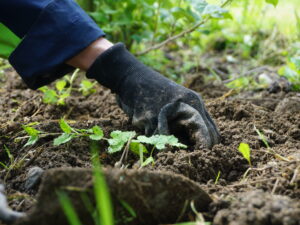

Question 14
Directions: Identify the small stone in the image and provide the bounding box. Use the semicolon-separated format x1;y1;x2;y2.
24;167;44;190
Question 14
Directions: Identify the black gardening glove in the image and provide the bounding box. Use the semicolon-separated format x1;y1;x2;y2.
87;43;220;148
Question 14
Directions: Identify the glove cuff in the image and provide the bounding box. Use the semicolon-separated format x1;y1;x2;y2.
86;42;136;93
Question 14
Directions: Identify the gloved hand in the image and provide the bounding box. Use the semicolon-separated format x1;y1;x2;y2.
87;43;220;148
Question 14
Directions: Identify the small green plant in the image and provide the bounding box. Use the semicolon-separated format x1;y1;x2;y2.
20;119;187;170
39;69;79;105
254;126;270;149
22;122;40;147
0;145;14;170
254;126;290;162
53;119;187;166
214;170;221;184
54;119;104;146
238;142;251;166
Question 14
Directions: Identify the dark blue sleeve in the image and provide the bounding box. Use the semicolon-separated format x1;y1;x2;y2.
0;0;105;89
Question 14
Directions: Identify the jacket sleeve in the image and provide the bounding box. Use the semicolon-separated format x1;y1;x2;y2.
0;0;105;89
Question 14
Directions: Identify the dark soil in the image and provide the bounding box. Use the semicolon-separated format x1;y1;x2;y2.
0;67;300;225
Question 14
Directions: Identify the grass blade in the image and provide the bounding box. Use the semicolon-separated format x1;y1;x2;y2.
90;141;114;225
57;191;83;225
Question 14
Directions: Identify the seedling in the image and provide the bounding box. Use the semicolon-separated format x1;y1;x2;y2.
254;126;270;149
254;126;289;162
214;170;221;184
54;119;104;146
20;119;187;170
22;123;40;147
238;142;251;166
39;69;80;105
0;145;14;170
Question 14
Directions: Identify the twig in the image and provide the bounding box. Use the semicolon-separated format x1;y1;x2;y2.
136;0;232;56
290;165;300;185
271;178;279;195
222;66;268;84
136;19;208;56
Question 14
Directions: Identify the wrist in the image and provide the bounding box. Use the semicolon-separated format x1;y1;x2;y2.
66;37;113;70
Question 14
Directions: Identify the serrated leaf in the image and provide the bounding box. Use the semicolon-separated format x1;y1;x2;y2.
108;131;136;153
129;142;148;155
54;133;74;146
266;0;278;7
59;119;72;134
137;135;187;150
238;143;251;166
56;80;67;92
24;135;39;147
141;156;154;167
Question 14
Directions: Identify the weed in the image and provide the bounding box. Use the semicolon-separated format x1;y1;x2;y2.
254;126;289;162
20;119;186;169
39;69;80;105
54;119;103;146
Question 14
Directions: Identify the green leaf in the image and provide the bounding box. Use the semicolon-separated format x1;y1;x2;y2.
59;119;72;134
22;125;39;136
137;135;187;150
40;88;58;104
187;0;207;14
24;135;39;147
79;80;96;96
0;162;8;169
141;156;154;167
129;142;148;155
108;131;136;153
89;126;104;141
254;126;270;149
57;92;70;105
266;0;279;7
90;141;114;225
54;133;74;146
57;191;83;225
238;143;251;166
202;5;229;19
56;80;67;92
0;24;20;59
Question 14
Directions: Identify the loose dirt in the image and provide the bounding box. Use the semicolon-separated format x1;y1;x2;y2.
0;67;299;225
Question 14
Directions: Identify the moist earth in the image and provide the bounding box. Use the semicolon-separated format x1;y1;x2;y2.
0;68;299;225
